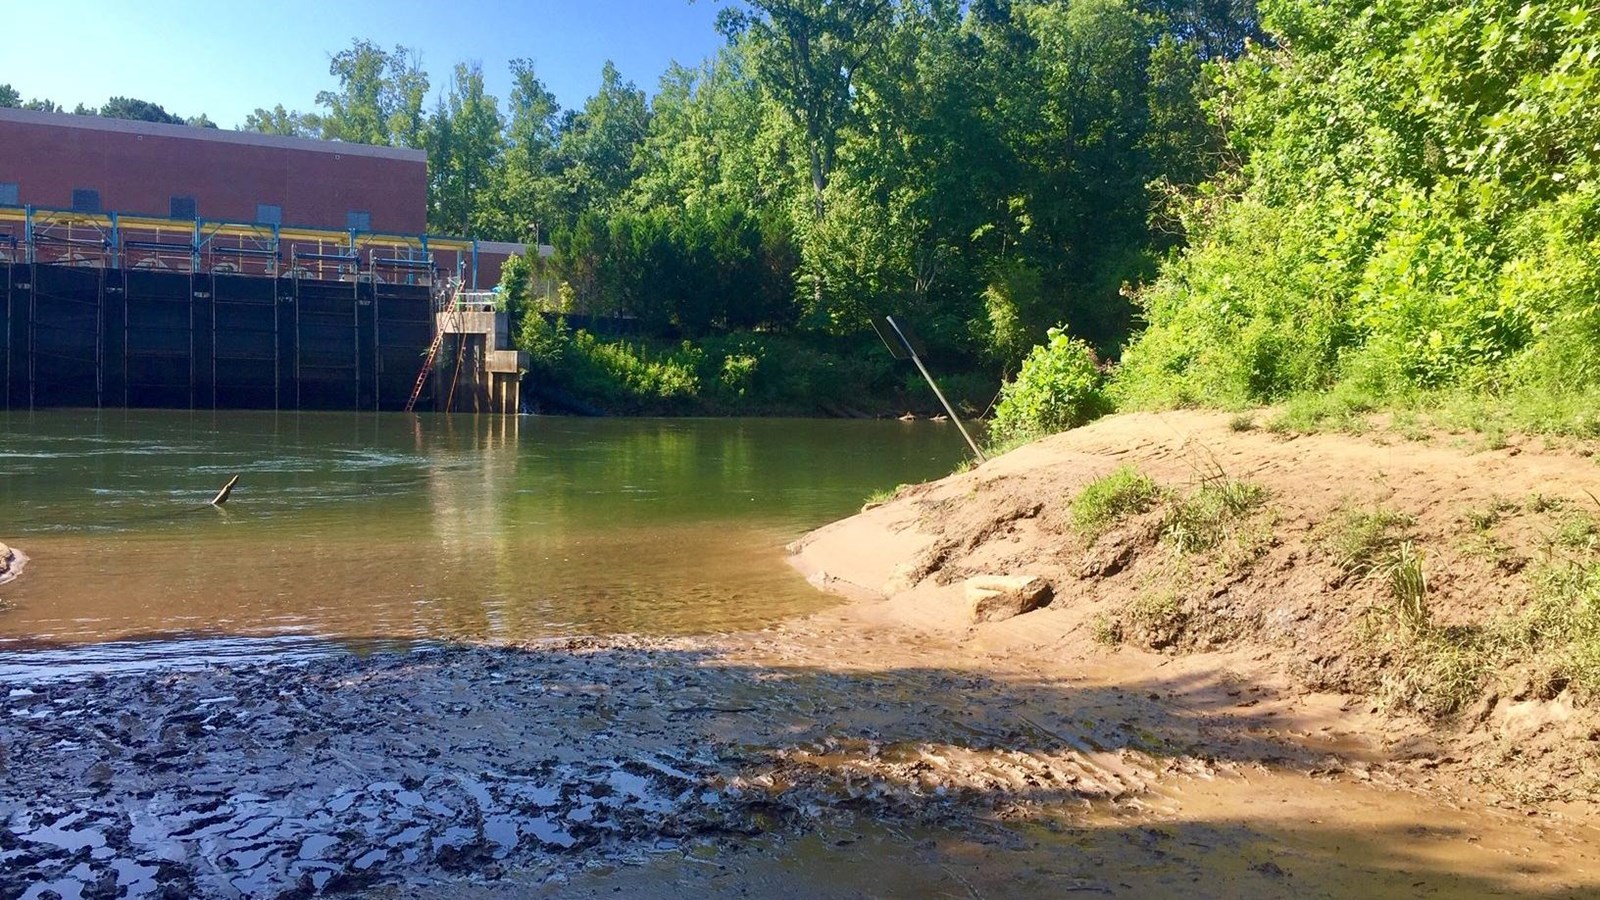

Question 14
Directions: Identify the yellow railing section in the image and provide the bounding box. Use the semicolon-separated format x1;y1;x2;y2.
0;204;498;286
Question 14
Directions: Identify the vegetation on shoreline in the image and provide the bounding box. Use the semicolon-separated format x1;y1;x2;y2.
517;313;997;416
992;0;1600;444
12;1;1594;429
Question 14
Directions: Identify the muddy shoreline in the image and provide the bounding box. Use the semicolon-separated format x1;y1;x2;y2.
7;624;1600;898
4;631;1207;899
7;410;1600;897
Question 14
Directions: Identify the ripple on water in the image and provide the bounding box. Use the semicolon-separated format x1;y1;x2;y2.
0;635;429;683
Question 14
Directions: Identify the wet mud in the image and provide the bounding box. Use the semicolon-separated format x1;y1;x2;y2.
6;629;1600;898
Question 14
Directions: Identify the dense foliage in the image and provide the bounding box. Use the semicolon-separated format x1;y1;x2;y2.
10;4;1262;415
515;312;934;415
1113;0;1600;413
989;328;1111;444
20;2;1595;429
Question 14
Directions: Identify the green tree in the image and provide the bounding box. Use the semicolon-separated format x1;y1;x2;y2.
424;63;505;235
557;61;651;215
1115;0;1600;409
315;40;429;147
0;84;19;107
96;97;184;124
243;104;321;137
716;0;892;221
482;58;564;242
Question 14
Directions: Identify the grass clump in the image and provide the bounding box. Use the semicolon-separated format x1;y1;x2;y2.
1228;413;1257;432
1089;612;1123;646
1526;493;1566;514
1506;562;1600;699
1377;548;1600;716
1122;590;1188;650
1551;513;1599;554
1071;467;1162;539
1463;497;1518;532
1160;478;1269;554
1380;626;1490;718
861;484;909;511
1388;410;1433;442
1264;392;1377;437
1387;541;1429;633
1365;542;1491;716
1319;507;1415;581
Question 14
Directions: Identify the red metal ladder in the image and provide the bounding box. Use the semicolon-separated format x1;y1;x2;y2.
402;280;465;413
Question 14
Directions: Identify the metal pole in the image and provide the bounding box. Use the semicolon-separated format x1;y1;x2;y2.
908;352;986;462
882;315;987;462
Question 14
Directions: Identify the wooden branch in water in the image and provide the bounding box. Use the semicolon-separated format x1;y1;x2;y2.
211;475;241;507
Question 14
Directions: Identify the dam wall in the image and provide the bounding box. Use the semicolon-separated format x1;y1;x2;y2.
1;263;434;411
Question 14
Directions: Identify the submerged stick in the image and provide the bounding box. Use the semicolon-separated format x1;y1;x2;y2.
210;475;241;507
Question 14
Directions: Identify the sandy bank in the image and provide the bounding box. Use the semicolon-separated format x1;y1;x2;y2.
791;409;1600;806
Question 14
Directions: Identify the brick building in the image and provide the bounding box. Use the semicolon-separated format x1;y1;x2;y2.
0;106;523;287
0;106;427;233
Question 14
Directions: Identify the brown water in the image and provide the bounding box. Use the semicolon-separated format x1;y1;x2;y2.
0;410;965;675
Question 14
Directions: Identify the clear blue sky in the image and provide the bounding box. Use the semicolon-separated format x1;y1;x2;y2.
3;1;732;127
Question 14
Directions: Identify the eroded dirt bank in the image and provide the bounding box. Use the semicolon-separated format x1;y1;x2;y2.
6;410;1600;897
792;410;1600;807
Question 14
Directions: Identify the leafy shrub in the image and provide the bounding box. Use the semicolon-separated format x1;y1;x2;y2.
718;353;759;399
1113;0;1600;420
517;313;568;374
989;328;1112;446
517;322;931;416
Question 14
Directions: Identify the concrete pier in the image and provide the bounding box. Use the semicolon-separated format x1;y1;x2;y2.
433;292;527;415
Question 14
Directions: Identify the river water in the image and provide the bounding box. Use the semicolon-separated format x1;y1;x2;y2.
0;411;964;676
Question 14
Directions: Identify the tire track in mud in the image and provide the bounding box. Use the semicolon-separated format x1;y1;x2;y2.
1;639;1179;899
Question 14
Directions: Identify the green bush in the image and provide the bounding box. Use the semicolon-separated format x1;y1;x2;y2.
517;322;933;416
989;327;1112;446
517;313;568;374
1112;0;1600;420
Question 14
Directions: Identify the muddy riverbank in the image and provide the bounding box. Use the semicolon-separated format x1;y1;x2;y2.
7;410;1600;897
8;624;1600;899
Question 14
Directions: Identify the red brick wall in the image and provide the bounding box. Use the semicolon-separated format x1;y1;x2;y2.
0;109;426;233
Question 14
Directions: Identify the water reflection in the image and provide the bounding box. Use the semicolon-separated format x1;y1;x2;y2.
0;411;964;665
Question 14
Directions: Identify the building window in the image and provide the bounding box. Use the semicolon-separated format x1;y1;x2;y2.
170;196;198;220
0;183;17;206
346;210;371;232
71;188;101;214
256;204;282;226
